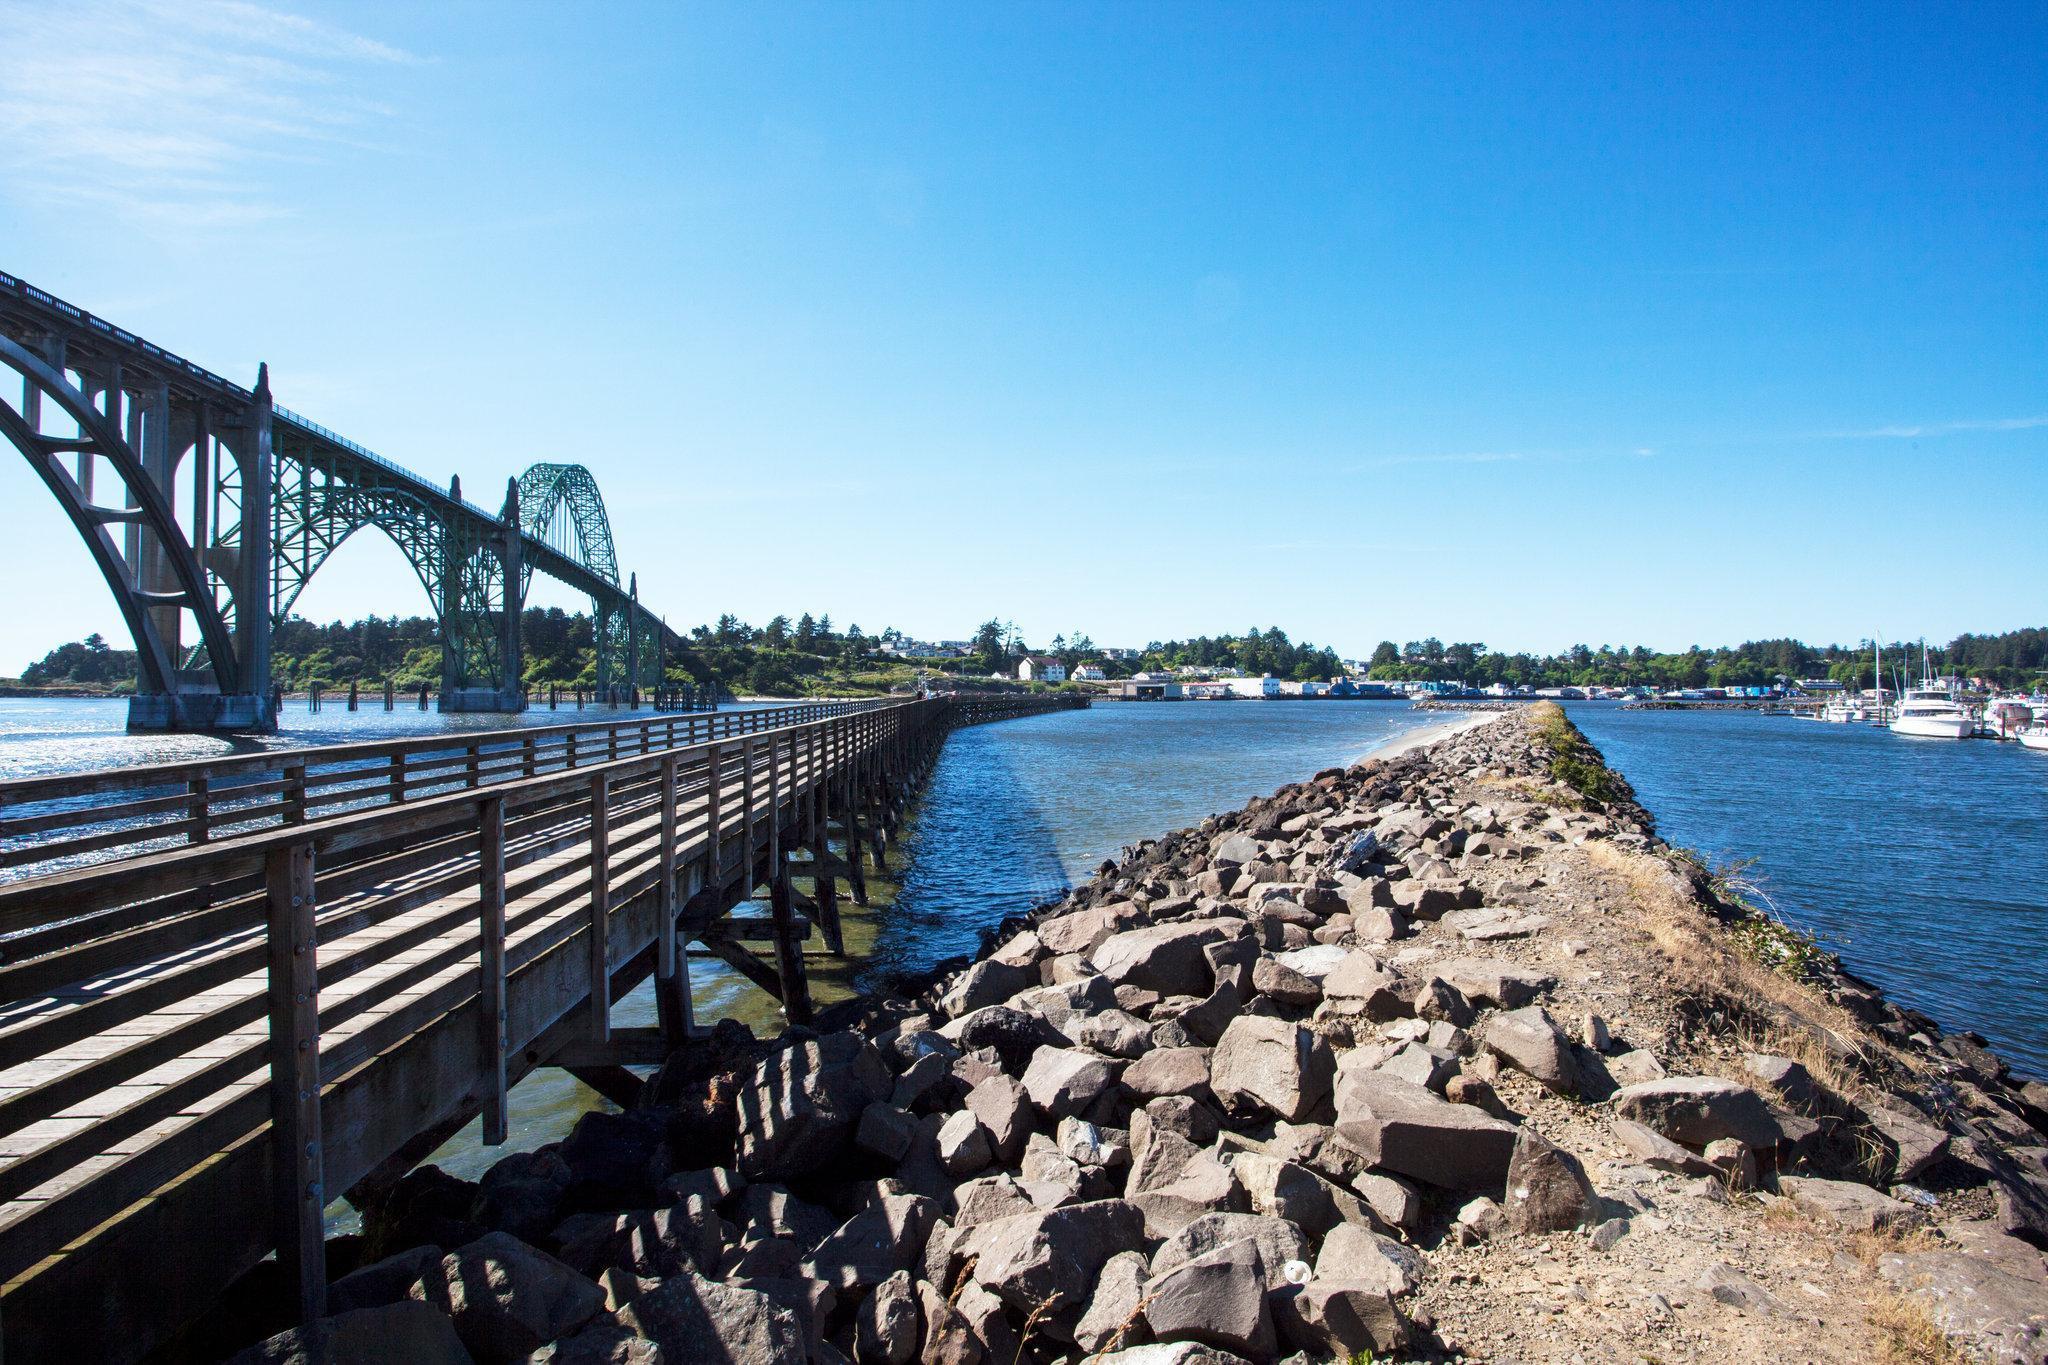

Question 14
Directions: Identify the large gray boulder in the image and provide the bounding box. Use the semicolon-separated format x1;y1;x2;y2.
854;1269;920;1365
1437;957;1556;1009
1129;1151;1249;1237
1778;1176;1917;1233
1862;1102;1952;1183
1482;1006;1581;1095
1333;1071;1518;1190
1141;1235;1276;1358
968;1199;1147;1317
964;1074;1033;1162
1321;952;1410;1020
937;958;1037;1019
1020;1044;1123;1117
1272;1279;1409;1358
410;1231;604;1362
1090;922;1231;996
736;1035;893;1181
1612;1076;1783;1149
1209;1016;1334;1122
607;1272;805;1363
801;1194;939;1291
1149;1212;1310;1286
1124;1046;1213;1101
1502;1127;1596;1233
1314;1222;1426;1297
1875;1221;2048;1365
1073;1249;1152;1353
1230;1152;1377;1238
1611;1118;1717;1176
326;1244;446;1316
224;1302;470;1365
1037;907;1125;957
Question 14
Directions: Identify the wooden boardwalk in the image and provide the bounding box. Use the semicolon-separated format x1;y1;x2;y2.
0;692;1084;1363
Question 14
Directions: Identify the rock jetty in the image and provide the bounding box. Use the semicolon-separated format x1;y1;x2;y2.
227;705;2048;1364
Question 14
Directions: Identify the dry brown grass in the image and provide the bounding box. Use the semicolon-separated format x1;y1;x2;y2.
1868;1289;1963;1363
1848;1223;1942;1267
1581;838;1876;1095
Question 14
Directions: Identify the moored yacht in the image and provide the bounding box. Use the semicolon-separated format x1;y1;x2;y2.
2021;725;2048;753
1890;688;1974;738
1888;642;1974;738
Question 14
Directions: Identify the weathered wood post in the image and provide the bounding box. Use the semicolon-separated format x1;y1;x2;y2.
844;715;867;905
654;752;692;1043
265;840;325;1326
767;731;813;1023
706;739;724;901
284;761;307;825
588;771;611;1043
477;795;508;1145
812;723;842;953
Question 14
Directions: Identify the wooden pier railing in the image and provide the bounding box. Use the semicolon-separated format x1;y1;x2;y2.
0;699;889;879
0;690;1085;1363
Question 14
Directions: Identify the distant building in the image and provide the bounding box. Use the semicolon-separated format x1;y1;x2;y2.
1120;677;1183;700
1072;663;1106;681
1223;675;1284;699
1017;655;1067;683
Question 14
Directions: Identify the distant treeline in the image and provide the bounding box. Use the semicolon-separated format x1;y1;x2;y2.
1362;631;2048;690
15;620;2047;696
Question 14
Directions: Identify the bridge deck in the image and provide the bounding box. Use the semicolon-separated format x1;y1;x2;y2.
0;694;1091;1362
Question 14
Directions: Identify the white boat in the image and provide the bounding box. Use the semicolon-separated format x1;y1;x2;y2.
2021;726;2048;752
1889;642;1974;738
1820;698;1869;723
1891;689;1975;738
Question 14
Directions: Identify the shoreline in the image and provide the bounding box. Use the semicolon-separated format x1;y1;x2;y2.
218;704;2048;1364
1357;709;1503;763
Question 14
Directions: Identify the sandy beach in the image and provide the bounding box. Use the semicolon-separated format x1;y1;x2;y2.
1359;706;1505;762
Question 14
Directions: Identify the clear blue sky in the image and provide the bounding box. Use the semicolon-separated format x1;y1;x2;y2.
1;1;2042;671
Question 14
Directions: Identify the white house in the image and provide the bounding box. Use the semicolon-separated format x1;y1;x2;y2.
1223;675;1285;699
1017;655;1067;683
1072;663;1106;681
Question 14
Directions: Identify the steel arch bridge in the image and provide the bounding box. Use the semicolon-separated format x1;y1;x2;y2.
0;270;672;731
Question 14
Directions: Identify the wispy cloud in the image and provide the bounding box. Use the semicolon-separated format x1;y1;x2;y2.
0;0;420;227
1826;415;2048;440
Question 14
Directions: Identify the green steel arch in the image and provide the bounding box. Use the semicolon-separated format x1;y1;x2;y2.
516;462;620;587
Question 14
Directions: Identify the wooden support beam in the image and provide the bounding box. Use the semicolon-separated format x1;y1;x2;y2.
767;733;813;1023
653;753;692;1044
813;725;842;954
264;840;325;1327
563;1063;643;1110
549;1026;669;1068
696;932;784;998
477;795;508;1145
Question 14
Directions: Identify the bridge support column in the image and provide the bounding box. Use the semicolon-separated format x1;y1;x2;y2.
438;488;528;714
126;366;275;733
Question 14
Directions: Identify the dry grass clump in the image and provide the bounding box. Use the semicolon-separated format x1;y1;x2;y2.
1868;1289;1963;1364
1581;839;1875;1096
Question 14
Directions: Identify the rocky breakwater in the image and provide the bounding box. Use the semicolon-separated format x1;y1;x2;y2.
228;704;2048;1364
